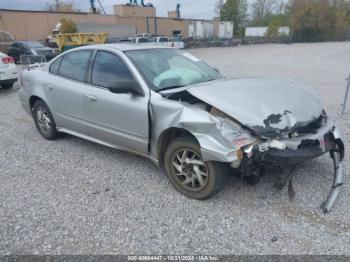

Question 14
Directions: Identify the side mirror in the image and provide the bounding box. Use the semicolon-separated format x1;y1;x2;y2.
108;80;144;96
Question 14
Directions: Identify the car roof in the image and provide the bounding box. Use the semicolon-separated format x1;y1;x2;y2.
73;43;172;52
15;40;39;43
12;40;41;45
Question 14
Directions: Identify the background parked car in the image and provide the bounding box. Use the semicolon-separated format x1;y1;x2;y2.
131;37;151;43
0;51;17;89
8;41;56;63
106;37;132;44
151;36;185;49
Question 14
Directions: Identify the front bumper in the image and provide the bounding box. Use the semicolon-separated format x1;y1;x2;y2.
256;118;344;165
243;117;345;213
265;132;340;166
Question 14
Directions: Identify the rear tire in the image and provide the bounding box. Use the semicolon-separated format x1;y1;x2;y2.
33;100;59;140
164;136;226;200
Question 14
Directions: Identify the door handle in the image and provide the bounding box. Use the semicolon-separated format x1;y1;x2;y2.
46;83;54;91
86;94;97;102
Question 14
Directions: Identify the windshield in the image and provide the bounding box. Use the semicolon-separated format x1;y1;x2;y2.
125;49;223;91
26;41;45;48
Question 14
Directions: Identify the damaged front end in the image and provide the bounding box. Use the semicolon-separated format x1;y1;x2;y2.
179;77;345;213
239;113;344;213
155;77;345;213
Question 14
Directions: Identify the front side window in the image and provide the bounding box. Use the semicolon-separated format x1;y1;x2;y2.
59;50;92;82
92;51;135;88
125;49;222;92
49;57;62;75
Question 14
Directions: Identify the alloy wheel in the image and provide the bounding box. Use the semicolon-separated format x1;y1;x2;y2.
171;148;209;191
36;107;52;134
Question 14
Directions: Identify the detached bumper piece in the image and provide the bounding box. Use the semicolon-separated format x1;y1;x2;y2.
321;147;344;213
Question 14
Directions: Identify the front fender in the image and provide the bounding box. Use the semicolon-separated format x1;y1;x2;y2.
150;95;243;163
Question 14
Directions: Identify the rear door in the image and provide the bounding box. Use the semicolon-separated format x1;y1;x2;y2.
83;50;149;154
44;50;92;134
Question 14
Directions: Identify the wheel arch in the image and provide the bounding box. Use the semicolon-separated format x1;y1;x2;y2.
157;127;200;168
29;95;44;112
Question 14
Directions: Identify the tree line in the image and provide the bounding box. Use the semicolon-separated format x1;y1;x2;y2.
216;0;350;42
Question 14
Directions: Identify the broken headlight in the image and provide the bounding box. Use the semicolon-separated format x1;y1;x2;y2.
210;108;257;148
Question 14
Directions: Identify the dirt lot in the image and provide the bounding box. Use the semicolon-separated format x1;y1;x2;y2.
0;42;349;255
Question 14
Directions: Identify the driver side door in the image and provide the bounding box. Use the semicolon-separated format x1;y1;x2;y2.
83;50;149;154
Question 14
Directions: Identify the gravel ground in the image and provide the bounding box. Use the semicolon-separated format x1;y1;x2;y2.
0;42;349;255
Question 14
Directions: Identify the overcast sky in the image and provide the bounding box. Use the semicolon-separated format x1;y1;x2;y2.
0;0;221;19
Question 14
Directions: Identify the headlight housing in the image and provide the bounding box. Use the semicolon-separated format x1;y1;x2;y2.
210;107;257;148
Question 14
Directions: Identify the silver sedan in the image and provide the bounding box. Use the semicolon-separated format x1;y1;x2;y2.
18;44;344;212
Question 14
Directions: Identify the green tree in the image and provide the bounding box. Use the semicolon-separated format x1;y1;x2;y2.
250;0;278;26
267;14;289;37
331;0;350;40
59;18;78;33
288;0;350;42
215;0;225;17
289;0;325;41
220;0;248;36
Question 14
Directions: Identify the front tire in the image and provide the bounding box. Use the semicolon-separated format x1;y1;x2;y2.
33;100;59;140
164;137;226;200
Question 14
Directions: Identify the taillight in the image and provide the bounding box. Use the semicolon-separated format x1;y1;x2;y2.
2;56;14;64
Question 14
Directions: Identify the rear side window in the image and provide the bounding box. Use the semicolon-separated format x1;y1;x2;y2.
59;50;92;82
92;51;134;88
49;57;62;75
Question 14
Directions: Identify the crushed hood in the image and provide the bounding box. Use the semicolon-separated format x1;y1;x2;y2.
186;77;323;138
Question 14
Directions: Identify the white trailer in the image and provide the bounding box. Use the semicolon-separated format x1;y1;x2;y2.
188;21;215;39
245;27;268;37
245;26;290;37
218;21;234;39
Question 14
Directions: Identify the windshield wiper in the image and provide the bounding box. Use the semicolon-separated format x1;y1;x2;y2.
157;85;186;92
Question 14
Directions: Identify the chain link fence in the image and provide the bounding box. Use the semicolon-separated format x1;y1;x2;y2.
20;54;47;65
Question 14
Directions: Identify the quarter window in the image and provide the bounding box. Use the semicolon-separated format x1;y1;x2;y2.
59;50;92;82
49;57;62;75
92;51;135;88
